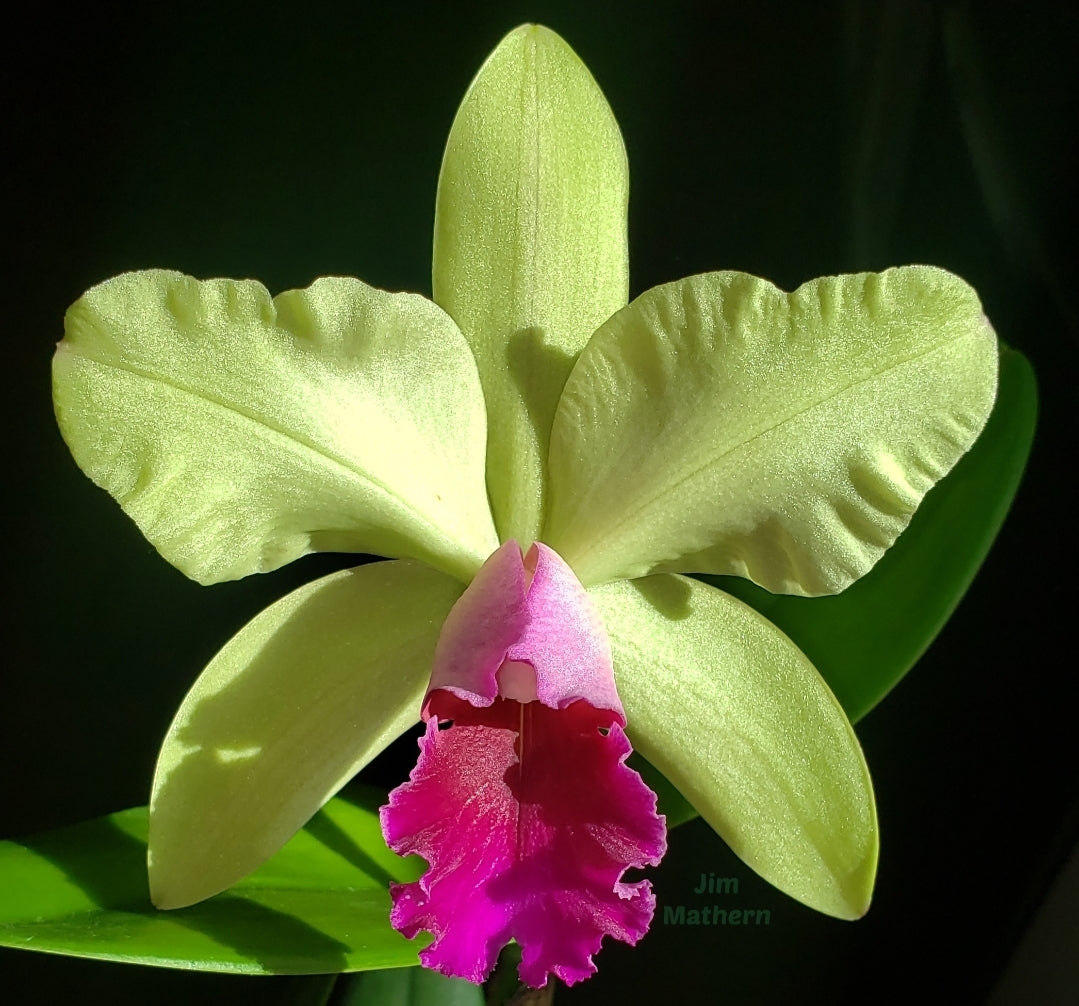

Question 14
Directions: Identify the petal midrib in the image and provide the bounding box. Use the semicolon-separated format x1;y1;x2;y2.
63;345;462;554
566;328;982;574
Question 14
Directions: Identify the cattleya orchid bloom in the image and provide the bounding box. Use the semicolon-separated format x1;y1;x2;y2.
52;24;998;989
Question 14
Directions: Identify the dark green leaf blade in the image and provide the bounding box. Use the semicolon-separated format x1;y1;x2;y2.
698;345;1036;723
0;786;425;974
338;966;484;1006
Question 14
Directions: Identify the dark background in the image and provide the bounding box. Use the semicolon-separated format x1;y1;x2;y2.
4;1;1076;1003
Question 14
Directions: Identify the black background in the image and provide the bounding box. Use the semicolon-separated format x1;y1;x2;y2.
4;2;1077;1003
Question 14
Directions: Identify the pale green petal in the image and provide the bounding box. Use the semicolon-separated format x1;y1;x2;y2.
591;575;878;920
547;267;998;592
148;559;462;909
433;24;629;544
54;270;498;585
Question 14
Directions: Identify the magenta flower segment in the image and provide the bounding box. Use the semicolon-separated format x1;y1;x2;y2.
381;542;666;986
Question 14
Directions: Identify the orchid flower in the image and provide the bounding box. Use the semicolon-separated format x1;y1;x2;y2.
52;24;997;989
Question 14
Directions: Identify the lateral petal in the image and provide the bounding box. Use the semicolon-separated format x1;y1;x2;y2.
54;270;497;585
149;559;463;909
547;267;998;592
591;574;878;920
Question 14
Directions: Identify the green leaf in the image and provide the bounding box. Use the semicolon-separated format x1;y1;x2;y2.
704;345;1037;721
54;270;498;586
433;24;629;545
593;575;878;920
338;966;483;1005
0;788;425;973
150;560;461;910
546;267;998;591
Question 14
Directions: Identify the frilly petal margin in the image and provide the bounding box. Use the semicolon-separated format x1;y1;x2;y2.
381;542;665;986
382;700;661;987
590;574;878;920
149;560;464;910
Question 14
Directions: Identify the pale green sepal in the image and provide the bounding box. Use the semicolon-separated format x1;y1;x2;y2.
433;24;629;545
149;559;463;910
54;270;498;585
591;575;878;920
547;266;998;592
